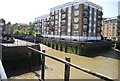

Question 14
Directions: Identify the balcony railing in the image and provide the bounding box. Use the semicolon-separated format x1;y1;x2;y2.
61;9;66;13
61;22;66;25
98;11;103;15
98;23;102;27
83;21;88;24
83;13;89;17
84;6;90;10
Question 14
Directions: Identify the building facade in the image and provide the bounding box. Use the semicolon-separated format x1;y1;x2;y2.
6;23;28;34
0;19;6;36
35;0;103;41
102;16;120;41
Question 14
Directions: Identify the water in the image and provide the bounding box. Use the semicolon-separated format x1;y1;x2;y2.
9;44;120;80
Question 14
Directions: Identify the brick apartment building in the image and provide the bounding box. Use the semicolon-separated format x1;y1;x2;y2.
35;0;103;41
6;22;28;34
102;16;120;41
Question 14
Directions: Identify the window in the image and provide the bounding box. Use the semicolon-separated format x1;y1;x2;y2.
55;31;58;35
61;20;66;25
47;27;49;31
74;4;79;9
98;16;102;21
74;31;78;36
51;11;54;15
55;26;58;30
55;10;58;14
98;11;103;15
83;32;87;36
61;32;66;35
112;27;115;29
118;33;120;36
98;23;102;27
83;11;89;17
55;15;58;19
97;33;101;36
83;25;87;31
73;24;78;29
62;26;66;31
61;8;66;12
118;28;120;32
83;18;88;24
84;5;89;10
74;17;79;23
74;11;79;16
51;21;54;26
51;16;54;20
67;32;71;36
62;14;66;19
55;21;58;25
97;28;101;32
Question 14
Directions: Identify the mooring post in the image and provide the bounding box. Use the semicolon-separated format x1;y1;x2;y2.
56;44;58;50
60;45;62;51
75;46;78;54
41;50;45;80
65;45;67;53
64;57;70;81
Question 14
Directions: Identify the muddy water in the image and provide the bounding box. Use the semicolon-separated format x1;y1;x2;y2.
10;44;119;79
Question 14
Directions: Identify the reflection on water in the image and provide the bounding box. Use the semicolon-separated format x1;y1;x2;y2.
9;46;119;79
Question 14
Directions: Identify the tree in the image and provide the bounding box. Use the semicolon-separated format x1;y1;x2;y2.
13;29;20;36
28;22;35;35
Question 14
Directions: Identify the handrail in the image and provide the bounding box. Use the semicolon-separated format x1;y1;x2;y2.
28;47;114;81
0;60;7;79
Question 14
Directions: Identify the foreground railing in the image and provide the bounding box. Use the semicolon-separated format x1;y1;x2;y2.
28;47;114;81
0;60;7;80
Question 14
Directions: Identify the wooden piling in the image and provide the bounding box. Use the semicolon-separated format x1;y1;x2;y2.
56;44;58;50
64;57;71;81
65;46;67;53
60;45;62;51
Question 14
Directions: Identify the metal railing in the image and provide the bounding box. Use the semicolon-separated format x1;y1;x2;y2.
28;47;114;81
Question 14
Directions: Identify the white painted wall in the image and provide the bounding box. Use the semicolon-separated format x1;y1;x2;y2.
41;34;101;41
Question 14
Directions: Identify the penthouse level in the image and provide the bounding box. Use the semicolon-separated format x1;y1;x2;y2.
35;0;103;41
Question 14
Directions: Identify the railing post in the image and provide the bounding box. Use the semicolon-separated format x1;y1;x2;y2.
41;50;45;81
28;50;32;72
64;57;70;81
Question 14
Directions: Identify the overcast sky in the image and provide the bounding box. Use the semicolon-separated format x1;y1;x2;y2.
0;0;119;24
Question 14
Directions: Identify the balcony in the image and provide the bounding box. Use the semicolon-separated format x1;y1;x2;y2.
83;25;88;31
45;24;49;27
98;23;102;27
61;8;66;13
97;27;101;32
61;22;66;25
84;5;90;10
49;28;54;31
50;11;55;16
98;16;102;21
61;26;66;31
50;17;55;21
83;21;88;24
61;14;66;19
117;23;120;27
83;12;89;17
98;11;103;15
117;29;120;32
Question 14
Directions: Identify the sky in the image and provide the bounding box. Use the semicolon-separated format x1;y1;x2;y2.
0;0;119;24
